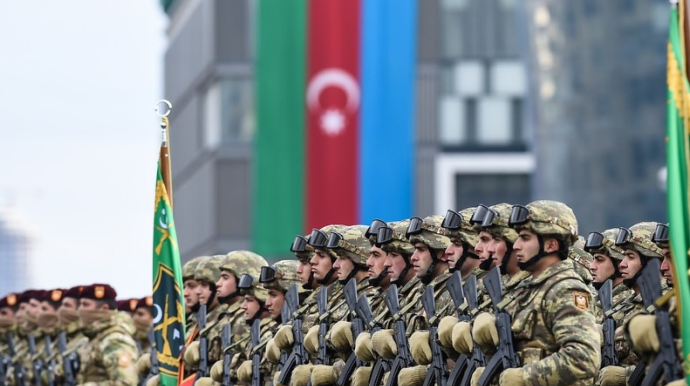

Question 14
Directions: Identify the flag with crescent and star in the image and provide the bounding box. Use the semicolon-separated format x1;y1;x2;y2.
152;162;186;386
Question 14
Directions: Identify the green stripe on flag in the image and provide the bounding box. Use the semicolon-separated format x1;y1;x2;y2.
666;6;690;381
253;0;306;256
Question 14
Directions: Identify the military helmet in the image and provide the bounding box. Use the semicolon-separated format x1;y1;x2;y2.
327;225;370;266
238;273;268;303
365;219;388;245
569;236;593;282
377;220;415;255
183;256;209;281
219;250;269;281
584;228;625;261
406;215;451;250
483;203;519;244
651;223;669;249
261;260;305;293
442;207;480;246
615;222;663;259
194;255;224;285
308;224;345;259
291;235;314;263
508;200;579;246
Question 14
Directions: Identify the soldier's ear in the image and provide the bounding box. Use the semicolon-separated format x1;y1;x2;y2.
544;238;559;253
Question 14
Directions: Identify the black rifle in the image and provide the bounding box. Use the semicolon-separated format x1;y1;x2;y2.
276;300;291;372
27;334;43;386
477;267;519;386
57;331;77;386
142;327;159;386
195;303;209;380
44;335;56;386
355;294;389;386
383;284;414;386
337;279;365;386
315;287;331;365
445;272;469;386
459;274;486;386
421;285;447;386
251;319;262;386
220;324;233;386
636;259;683;386
598;279;618;368
8;333;26;386
278;284;308;385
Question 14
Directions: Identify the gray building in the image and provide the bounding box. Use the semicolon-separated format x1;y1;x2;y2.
0;206;30;295
161;0;665;261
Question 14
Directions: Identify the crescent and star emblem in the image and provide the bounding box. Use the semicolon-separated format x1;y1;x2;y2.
306;68;360;136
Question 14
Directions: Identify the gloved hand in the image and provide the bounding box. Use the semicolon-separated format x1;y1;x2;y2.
499;368;526;386
382;372;390;386
136;353;152;375
409;331;432;365
210;360;224;382
598;366;626;386
274;371;285;386
472;313;498;349
470;367;485;386
452;321;473;355
237;360;253;383
274;324;294;350
183;341;201;366
629;314;660;353
329;321;354;351
352;366;372;386
266;338;281;364
371;329;397;359
397;365;427;386
305;325;320;354
665;380;687;386
292;364;315;386
194;377;213;386
311;365;337;386
438;316;459;349
146;374;160;386
355;332;375;361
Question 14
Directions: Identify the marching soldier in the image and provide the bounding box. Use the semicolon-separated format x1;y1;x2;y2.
182;256;209;336
441;207;481;278
132;296;154;354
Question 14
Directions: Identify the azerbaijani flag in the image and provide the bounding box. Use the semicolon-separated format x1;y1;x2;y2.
253;0;417;256
666;2;690;383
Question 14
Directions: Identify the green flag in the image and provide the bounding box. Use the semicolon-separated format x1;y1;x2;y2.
666;4;690;382
152;161;186;386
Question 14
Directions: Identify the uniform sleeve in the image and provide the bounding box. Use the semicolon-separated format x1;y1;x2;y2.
85;332;139;386
522;280;601;386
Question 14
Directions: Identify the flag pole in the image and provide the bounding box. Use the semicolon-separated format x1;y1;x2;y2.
156;100;174;208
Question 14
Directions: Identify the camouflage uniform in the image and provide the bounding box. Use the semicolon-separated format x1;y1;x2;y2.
182;256;209;339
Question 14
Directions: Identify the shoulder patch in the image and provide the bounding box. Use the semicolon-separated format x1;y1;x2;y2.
572;291;591;310
118;352;132;367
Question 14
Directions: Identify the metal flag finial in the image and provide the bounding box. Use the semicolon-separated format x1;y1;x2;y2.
155;100;172;118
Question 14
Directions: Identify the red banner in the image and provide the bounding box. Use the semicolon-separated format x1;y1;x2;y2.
305;0;361;230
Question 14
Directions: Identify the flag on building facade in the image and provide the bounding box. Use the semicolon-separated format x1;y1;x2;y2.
253;0;417;256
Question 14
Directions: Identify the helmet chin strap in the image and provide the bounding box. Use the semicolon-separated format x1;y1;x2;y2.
302;272;316;290
517;235;548;270
338;265;367;285
369;267;389;287
217;290;239;304
479;255;494;271
421;247;441;285
392;253;413;285
623;256;649;289
246;303;268;325
317;267;337;285
498;244;514;275
593;257;623;290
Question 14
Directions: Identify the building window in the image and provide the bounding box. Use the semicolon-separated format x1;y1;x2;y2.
203;78;255;148
454;173;531;210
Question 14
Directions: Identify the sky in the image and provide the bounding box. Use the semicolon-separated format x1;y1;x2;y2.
0;1;168;298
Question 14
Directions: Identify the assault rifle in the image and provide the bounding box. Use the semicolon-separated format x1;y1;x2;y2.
27;334;43;386
276;300;291;372
142;327;159;386
337;279;365;386
251;319;263;386
459;274;486;386
477;267;519;386
383;284;414;386
195;303;209;380
315;287;331;365
421;285;447;386
8;333;26;386
355;294;389;386
445;272;469;386
598;279;617;368
278;284;308;385
44;335;56;386
57;331;77;386
220;324;233;386
637;259;683;385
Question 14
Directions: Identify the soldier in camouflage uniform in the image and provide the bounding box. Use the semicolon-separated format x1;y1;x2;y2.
53;285;89;386
597;222;663;386
471;200;600;386
441;207;481;279
117;299;139;317
364;219;393;292
75;284;139;386
34;289;65;385
0;292;19;385
7;289;45;386
291;234;319;291
183;256;209;336
131;296;154;355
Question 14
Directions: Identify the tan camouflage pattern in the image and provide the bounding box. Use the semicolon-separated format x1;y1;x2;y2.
380;220;415;255
232;317;277;386
263;260;306;294
502;259;600;385
485;203;519;243
611;293;643;368
332;225;371;266
569;236;594;283
622;222;663;259
194;255;225;284
408;215;451;250
183;256;210;280
313;225;347;260
446;207;480;246
517;200;579;245
594;282;633;324
207;302;250;366
220;250;269;281
591;228;625;261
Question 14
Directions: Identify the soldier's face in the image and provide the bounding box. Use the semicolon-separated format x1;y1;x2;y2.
196;282;214;305
296;259;312;285
216;271;238;298
620;250;644;280
445;239;464;269
513;229;541;268
265;289;285;320
660;248;673;283
475;232;494;265
385;252;408;281
334;254;355;281
488;237;508;267
26;299;41;317
310;249;335;281
241;295;261;320
411;242;434;278
61;297;78;310
133;308;153;326
184;279;200;311
0;307;14;318
16;303;27;318
79;298;108;310
367;246;390;285
40;301;58;314
589;253;616;283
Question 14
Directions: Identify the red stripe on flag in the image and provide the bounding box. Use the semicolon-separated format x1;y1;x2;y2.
305;0;361;230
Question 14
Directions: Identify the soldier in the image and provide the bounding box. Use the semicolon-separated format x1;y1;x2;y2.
0;292;18;384
291;234;319;290
7;289;45;386
597;222;664;386
117;299;139;317
76;283;139;385
132;296;154;354
471;200;600;386
183;256;209;334
53;285;88;386
441;207;481;278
